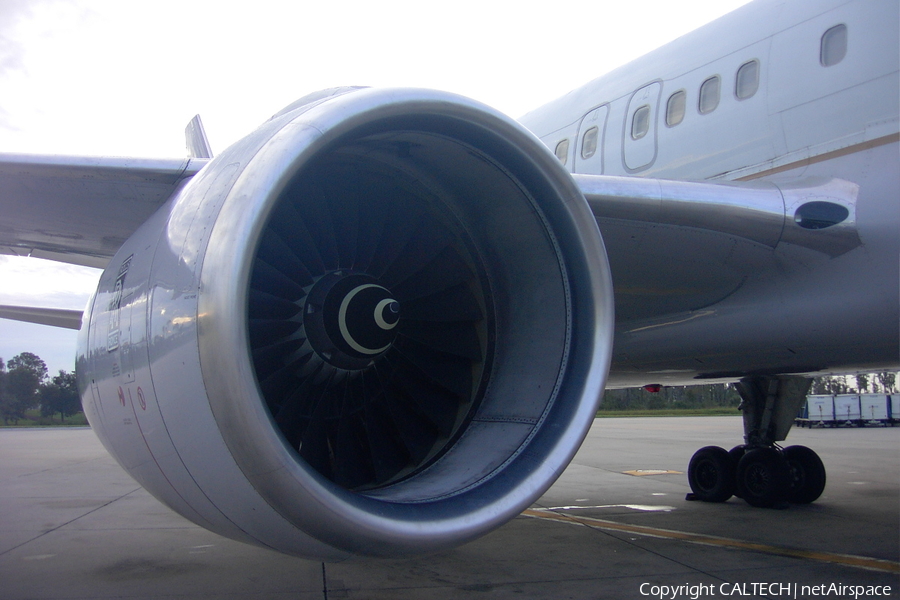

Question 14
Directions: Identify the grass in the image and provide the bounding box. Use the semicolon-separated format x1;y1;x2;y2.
1;409;89;427
596;407;742;418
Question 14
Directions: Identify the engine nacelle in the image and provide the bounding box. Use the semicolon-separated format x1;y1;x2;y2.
77;88;614;559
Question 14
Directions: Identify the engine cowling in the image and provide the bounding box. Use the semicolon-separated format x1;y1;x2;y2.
77;88;614;559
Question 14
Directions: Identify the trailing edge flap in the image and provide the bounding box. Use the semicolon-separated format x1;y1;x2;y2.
0;305;84;330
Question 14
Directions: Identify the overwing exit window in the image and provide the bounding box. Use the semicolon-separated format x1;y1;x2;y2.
631;105;650;140
581;126;599;159
555;139;569;165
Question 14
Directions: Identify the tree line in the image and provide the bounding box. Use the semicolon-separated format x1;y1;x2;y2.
0;350;895;421
0;352;81;425
602;383;741;411
810;372;897;395
602;372;898;411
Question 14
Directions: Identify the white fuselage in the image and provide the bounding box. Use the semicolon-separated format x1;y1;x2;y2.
520;0;899;387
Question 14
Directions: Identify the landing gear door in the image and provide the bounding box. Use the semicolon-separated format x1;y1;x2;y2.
574;104;608;174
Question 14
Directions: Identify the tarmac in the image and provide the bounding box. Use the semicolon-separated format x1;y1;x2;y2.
1;416;897;599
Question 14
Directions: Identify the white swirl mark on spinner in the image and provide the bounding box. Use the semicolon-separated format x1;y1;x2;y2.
338;284;396;355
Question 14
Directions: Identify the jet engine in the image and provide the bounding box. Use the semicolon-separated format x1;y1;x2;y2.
76;88;614;559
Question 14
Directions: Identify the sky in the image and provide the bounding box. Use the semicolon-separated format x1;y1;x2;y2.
0;0;752;375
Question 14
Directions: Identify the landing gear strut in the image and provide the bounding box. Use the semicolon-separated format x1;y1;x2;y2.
687;375;826;508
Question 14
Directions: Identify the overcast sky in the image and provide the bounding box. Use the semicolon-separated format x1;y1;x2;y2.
0;0;751;375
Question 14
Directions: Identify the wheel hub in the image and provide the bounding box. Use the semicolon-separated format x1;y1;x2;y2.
696;461;719;491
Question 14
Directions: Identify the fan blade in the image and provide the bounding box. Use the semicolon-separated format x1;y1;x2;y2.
387;349;470;437
318;170;361;269
379;375;441;464
362;400;411;484
251;258;308;302
256;229;314;288
268;197;327;278
248;289;302;321
248;319;302;351
400;283;483;323
350;179;394;272
333;411;375;488
379;220;452;289
392;246;473;301
397;322;483;362
251;338;306;382
297;181;340;270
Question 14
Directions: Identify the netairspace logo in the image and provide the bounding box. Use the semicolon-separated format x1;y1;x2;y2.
639;582;894;600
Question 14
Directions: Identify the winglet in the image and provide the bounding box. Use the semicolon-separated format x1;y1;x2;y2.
185;114;214;159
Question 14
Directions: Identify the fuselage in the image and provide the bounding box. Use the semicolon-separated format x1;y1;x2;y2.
520;0;899;387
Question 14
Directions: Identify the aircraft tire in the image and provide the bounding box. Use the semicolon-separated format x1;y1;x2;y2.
783;445;826;504
688;446;735;502
736;447;789;508
728;445;748;498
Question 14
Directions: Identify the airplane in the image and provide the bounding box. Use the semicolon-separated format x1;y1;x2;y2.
0;0;896;561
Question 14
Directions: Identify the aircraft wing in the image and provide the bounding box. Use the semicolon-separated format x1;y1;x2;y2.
0;151;859;331
0;153;208;269
0;305;83;330
0;152;858;272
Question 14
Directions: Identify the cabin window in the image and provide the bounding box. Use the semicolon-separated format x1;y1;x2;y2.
821;24;847;66
631;105;651;140
581;126;599;159
735;60;759;100
554;139;569;165
699;76;720;114
666;90;686;126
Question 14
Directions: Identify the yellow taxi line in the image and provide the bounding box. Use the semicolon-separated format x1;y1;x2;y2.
521;508;899;574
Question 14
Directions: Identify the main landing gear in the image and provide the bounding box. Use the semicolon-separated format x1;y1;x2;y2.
687;376;826;508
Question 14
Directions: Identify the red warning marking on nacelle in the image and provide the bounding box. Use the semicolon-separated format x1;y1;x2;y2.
117;387;125;406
